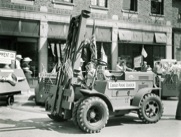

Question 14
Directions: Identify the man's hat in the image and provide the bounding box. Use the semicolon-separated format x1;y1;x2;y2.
16;55;22;59
23;57;32;62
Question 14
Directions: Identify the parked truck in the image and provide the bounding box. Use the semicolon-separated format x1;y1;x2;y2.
0;49;30;105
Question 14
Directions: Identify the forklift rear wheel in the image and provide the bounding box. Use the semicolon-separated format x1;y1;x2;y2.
77;97;109;133
138;93;163;123
72;97;86;127
7;96;14;106
47;114;66;122
45;97;66;122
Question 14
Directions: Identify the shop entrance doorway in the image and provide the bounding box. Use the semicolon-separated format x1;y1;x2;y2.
0;36;38;77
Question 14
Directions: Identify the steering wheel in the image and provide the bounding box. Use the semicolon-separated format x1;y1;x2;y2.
92;58;107;66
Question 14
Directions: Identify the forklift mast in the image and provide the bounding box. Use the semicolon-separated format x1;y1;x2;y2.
46;10;91;118
64;10;90;69
60;10;91;85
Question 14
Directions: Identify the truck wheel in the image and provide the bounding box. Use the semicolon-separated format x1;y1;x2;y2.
7;96;14;106
138;93;163;123
72;97;85;127
77;97;109;133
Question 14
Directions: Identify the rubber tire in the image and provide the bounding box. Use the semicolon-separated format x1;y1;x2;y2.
77;97;109;133
72;97;86;127
47;114;66;122
45;97;66;122
138;93;163;123
7;96;14;106
35;97;42;105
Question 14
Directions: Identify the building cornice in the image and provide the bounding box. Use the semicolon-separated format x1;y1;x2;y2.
0;8;172;33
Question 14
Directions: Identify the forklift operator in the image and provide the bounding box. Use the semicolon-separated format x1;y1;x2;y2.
116;60;133;72
85;62;96;86
76;58;85;85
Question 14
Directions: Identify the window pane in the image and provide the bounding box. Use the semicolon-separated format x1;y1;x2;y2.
64;0;71;2
91;0;106;7
151;0;164;15
99;0;105;7
91;0;97;5
123;0;131;10
130;0;137;11
123;0;137;11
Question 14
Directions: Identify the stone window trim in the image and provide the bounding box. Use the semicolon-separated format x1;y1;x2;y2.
89;5;109;11
11;0;34;5
121;9;138;15
149;13;165;18
52;0;74;6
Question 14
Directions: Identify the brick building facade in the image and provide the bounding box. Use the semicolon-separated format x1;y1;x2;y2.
172;0;181;61
0;0;174;75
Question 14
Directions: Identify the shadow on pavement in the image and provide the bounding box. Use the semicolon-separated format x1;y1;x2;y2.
107;115;142;127
0;118;82;134
0;115;146;134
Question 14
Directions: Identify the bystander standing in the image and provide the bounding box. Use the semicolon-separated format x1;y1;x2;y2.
22;57;32;84
15;54;23;69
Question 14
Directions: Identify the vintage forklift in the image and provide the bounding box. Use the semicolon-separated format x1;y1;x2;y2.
45;10;164;133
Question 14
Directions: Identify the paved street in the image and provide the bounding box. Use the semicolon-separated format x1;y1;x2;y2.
0;92;181;137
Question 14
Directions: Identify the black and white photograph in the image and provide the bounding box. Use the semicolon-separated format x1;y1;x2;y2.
0;0;181;137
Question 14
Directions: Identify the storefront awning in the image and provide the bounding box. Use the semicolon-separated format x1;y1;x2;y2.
85;26;112;42
48;22;68;39
155;33;167;44
143;32;154;43
0;19;39;37
132;31;142;42
118;30;133;41
96;27;111;42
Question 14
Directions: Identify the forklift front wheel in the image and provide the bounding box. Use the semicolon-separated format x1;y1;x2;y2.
77;97;109;133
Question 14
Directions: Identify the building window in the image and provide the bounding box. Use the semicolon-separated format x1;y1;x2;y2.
11;0;34;5
91;0;108;7
122;0;137;12
151;0;164;15
53;0;73;3
52;0;74;9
